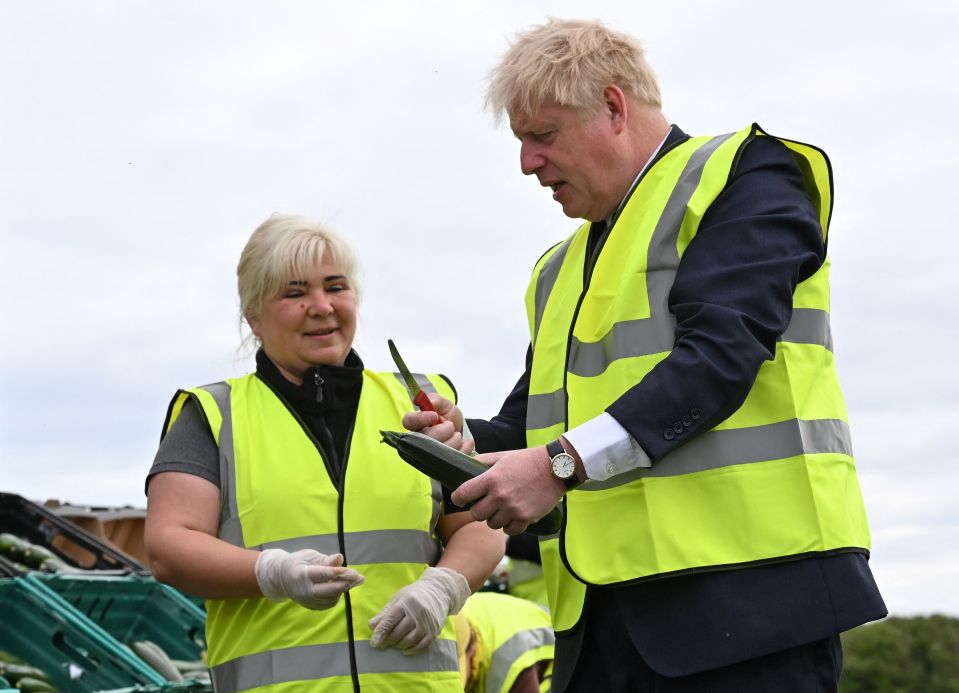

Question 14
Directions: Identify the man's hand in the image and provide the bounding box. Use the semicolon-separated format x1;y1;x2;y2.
402;394;474;455
451;446;565;535
255;548;365;610
369;566;471;654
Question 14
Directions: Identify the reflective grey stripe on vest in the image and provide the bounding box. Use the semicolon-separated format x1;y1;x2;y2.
532;237;575;346
581;418;852;491
526;389;568;431
198;382;246;548
252;529;442;566
485;627;555;693
780;308;833;351
211;639;459;692
568;306;832;379
526;308;833;430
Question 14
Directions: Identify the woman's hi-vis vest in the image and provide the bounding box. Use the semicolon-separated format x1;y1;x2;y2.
524;124;872;634
163;369;462;692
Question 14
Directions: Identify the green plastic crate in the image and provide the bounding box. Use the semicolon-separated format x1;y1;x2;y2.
97;682;212;692
30;574;206;662
0;577;166;692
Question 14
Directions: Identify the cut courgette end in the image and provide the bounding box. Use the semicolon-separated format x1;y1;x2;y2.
527;506;564;536
380;430;402;448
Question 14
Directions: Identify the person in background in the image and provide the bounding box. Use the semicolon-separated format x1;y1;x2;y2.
503;534;547;609
404;18;886;692
454;591;554;693
144;214;505;692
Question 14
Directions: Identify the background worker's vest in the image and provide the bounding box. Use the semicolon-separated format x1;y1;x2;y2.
164;370;462;692
524;124;872;634
460;592;554;693
506;558;548;610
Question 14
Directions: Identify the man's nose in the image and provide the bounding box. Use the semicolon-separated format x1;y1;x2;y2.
520;142;544;176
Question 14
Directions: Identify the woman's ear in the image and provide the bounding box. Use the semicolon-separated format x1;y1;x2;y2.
245;312;261;337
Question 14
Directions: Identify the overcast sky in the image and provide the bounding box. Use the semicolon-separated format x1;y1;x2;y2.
2;1;957;617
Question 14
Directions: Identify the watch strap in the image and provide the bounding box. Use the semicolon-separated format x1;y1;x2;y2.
546;439;565;459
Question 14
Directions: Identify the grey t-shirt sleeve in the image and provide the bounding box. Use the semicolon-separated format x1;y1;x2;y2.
145;398;221;495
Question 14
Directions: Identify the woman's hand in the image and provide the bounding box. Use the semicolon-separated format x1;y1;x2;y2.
255;549;365;610
368;566;470;654
402;394;474;454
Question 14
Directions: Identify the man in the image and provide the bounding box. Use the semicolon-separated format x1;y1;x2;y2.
405;17;886;692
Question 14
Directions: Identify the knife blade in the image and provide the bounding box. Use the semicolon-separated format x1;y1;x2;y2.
388;339;445;422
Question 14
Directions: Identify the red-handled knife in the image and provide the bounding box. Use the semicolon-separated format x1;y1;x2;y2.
388;339;446;423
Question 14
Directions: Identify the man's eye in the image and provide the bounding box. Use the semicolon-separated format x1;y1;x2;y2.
533;131;554;143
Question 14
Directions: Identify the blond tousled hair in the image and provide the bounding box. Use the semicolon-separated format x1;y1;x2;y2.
486;17;662;122
237;213;361;325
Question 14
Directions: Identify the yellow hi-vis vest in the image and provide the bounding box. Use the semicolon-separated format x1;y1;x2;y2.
524;124;871;634
163;369;462;692
460;593;554;693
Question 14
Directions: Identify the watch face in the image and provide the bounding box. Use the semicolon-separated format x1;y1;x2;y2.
551;453;576;479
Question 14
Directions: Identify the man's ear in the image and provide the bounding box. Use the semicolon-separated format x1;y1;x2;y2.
603;85;628;134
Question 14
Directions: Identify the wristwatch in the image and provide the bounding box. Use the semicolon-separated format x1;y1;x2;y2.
547;439;582;490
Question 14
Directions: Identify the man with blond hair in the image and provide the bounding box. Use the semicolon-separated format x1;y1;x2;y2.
405;17;886;691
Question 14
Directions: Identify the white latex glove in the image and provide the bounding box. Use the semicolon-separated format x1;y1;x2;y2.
368;566;471;654
255;548;365;610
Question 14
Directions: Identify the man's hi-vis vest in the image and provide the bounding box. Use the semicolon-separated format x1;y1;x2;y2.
524;124;872;634
163;369;463;692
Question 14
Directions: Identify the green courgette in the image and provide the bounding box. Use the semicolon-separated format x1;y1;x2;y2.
130;640;183;681
13;676;57;692
0;534;28;562
380;430;563;535
0;651;26;665
0;534;19;553
0;662;55;684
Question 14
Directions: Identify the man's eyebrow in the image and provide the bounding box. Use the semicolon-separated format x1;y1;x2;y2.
324;274;347;282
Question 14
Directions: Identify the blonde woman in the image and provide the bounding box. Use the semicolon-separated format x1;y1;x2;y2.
145;214;504;692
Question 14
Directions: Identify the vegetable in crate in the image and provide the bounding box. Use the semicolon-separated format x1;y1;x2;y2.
380;430;563;536
0;534;71;573
130;640;183;682
0;653;58;692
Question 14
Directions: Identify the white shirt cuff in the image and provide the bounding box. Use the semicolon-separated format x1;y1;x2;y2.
563;413;652;481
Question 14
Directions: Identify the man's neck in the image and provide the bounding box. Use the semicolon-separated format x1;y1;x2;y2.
605;124;674;228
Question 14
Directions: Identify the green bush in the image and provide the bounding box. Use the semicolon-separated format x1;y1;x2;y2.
841;615;959;692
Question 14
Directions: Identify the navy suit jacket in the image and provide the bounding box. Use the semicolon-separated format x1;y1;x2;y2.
468;127;886;679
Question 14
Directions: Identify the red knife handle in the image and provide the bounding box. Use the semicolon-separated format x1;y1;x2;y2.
414;391;445;423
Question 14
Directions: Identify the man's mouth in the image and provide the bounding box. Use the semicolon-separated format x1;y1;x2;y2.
305;328;337;337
